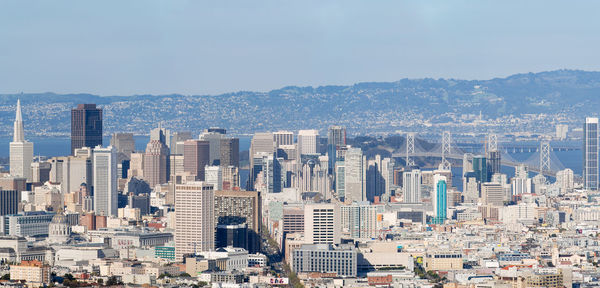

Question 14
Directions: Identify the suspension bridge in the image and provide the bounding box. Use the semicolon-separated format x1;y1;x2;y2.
391;132;569;177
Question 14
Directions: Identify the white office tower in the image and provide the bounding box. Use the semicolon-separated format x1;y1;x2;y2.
175;180;214;261
304;203;340;244
511;177;532;196
273;130;294;147
556;168;574;193
199;131;224;165
344;147;366;202
93;146;118;216
556;124;568;140
584;117;599;190
297;130;319;155
403;169;422;203
10;100;33;181
340;202;379;239
381;158;394;202
205;165;223;190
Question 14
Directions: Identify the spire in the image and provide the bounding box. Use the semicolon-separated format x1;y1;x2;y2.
13;99;25;142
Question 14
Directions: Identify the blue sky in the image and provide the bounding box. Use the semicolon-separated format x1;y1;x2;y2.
0;1;599;95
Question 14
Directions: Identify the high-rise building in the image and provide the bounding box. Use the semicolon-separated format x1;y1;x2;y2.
184;140;210;181
150;125;171;149
71;104;102;155
297;129;319;156
221;166;240;190
403;169;422;203
175;180;214;261
249;133;275;190
487;150;501;176
199;131;224;165
327;126;346;175
556;124;569;140
340;202;379;239
171;131;193;155
49;154;92;194
472;156;488;183
584;117;599;190
432;175;447;224
273;131;294;147
344;147;366;202
144;140;169;187
556;168;574;193
482;182;504;206
214;190;261;253
335;160;346;199
93;146;118;216
169;154;185;178
304;203;340;244
0;190;19;216
110;133;135;161
219;138;239;168
10;100;33;181
205;166;223;190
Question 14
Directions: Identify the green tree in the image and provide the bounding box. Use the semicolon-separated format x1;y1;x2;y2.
1;274;9;280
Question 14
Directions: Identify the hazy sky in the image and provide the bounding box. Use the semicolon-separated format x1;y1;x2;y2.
1;1;599;95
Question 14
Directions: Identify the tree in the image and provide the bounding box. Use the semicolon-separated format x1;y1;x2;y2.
106;276;121;286
97;279;103;285
63;274;75;281
1;274;9;280
179;272;191;278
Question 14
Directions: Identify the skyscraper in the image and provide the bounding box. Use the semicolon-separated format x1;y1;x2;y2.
432;175;447;224
175;180;214;261
584;117;599;191
403;169;422;203
273;131;294;147
304;203;340;244
144;140;169;187
344;147;366;202
71;104;103;155
93;146;117;216
214;190;261;253
297;129;319;156
110;133;135;160
184;140;210;181
487;150;501;176
219;138;239;168
472;155;488;183
10;100;33;181
249;133;275;190
327;126;346;175
199;131;224;165
0;190;19;216
205;166;223;190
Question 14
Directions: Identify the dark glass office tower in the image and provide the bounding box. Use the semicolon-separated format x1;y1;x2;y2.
71;104;103;154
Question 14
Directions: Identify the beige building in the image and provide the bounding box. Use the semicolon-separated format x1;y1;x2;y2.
424;251;463;271
304;203;340;244
175;180;214;261
10;260;50;287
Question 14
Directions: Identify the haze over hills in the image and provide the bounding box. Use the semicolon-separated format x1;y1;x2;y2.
1;69;599;137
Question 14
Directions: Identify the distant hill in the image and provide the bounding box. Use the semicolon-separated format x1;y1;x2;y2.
1;69;598;136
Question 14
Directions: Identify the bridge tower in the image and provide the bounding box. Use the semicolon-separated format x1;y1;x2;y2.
440;131;452;170
540;141;551;174
406;133;415;167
